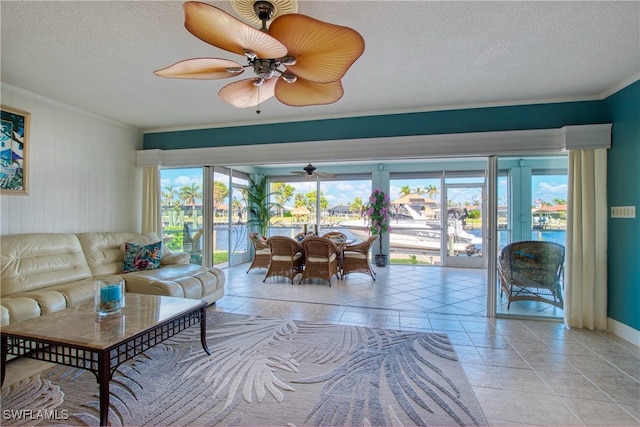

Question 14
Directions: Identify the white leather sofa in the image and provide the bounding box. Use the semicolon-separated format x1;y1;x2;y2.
0;232;225;326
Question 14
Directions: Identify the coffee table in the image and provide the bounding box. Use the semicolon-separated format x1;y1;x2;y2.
1;294;210;426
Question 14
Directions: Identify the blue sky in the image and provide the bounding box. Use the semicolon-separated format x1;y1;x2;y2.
161;168;568;208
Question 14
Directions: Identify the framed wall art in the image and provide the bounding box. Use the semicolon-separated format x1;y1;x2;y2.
1;105;30;195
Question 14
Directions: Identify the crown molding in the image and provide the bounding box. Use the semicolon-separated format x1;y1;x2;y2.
136;124;611;168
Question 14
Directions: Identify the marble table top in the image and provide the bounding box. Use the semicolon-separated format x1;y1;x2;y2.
1;294;205;350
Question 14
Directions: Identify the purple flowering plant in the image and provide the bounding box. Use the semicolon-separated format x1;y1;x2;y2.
365;189;391;254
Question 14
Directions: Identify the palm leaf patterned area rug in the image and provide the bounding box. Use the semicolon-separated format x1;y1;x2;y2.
2;311;487;426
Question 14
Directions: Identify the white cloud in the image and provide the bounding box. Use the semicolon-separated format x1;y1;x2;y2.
178;175;199;186
535;182;568;200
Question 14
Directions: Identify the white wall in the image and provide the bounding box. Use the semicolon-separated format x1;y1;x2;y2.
1;85;143;235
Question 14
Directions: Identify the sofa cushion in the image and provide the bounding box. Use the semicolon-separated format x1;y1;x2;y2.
77;232;148;277
1;233;92;296
121;241;162;273
162;252;190;264
0;296;43;326
119;232;170;258
47;278;99;307
2;277;97;325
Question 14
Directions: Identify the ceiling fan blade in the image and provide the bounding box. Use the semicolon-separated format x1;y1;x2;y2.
184;1;287;59
290;170;335;179
317;171;336;178
154;58;245;79
218;78;276;108
268;14;365;83
274;78;344;107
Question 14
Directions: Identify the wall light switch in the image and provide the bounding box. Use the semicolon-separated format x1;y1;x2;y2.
611;206;636;218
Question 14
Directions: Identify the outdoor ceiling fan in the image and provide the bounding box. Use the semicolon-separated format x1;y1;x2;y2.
290;163;335;179
154;0;365;113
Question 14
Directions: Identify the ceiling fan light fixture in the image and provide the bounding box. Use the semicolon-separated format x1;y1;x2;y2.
281;72;297;83
253;58;277;80
281;55;297;66
243;49;257;60
253;77;265;87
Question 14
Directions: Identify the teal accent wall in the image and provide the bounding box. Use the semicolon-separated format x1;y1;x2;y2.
143;86;639;333
144;101;604;149
604;80;640;331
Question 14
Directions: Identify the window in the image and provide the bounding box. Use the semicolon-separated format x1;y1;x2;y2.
268;175;371;238
160;167;203;264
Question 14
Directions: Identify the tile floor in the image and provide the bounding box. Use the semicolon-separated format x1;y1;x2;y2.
214;263;640;426
3;263;638;426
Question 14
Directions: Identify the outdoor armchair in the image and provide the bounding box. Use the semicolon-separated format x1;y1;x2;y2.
341;236;378;281
498;240;565;309
246;232;270;273
300;236;341;286
263;236;304;284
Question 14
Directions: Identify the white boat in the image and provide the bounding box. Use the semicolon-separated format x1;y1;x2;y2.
338;204;481;255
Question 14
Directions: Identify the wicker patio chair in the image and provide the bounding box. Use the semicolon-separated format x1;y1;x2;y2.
246;232;270;273
321;231;347;243
300;236;341;286
498;240;565;309
263;236;304;284
341;236;378;281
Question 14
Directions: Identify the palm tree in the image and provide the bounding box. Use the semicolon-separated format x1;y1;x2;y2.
213;181;229;216
294;193;306;208
271;182;295;216
400;185;411;197
304;190;318;215
426;184;439;200
179;183;201;225
350;197;363;215
231;197;242;223
304;190;328;217
162;185;177;206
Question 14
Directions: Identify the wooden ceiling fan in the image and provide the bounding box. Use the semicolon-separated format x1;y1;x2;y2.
154;0;365;113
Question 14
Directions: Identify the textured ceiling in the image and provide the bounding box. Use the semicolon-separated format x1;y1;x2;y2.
1;1;638;132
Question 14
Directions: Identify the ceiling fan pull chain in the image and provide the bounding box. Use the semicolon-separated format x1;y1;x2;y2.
256;86;261;114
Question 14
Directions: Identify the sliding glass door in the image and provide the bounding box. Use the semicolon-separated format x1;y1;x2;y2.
494;156;568;319
388;169;486;267
444;179;485;268
160;167;203;265
212;167;250;268
387;175;443;265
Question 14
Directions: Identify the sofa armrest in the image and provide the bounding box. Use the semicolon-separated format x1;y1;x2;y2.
161;252;190;265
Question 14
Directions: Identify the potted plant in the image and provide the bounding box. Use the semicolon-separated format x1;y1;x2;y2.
365;188;391;267
244;175;281;236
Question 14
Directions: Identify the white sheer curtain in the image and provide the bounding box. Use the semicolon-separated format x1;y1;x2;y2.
565;149;608;330
142;166;160;236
